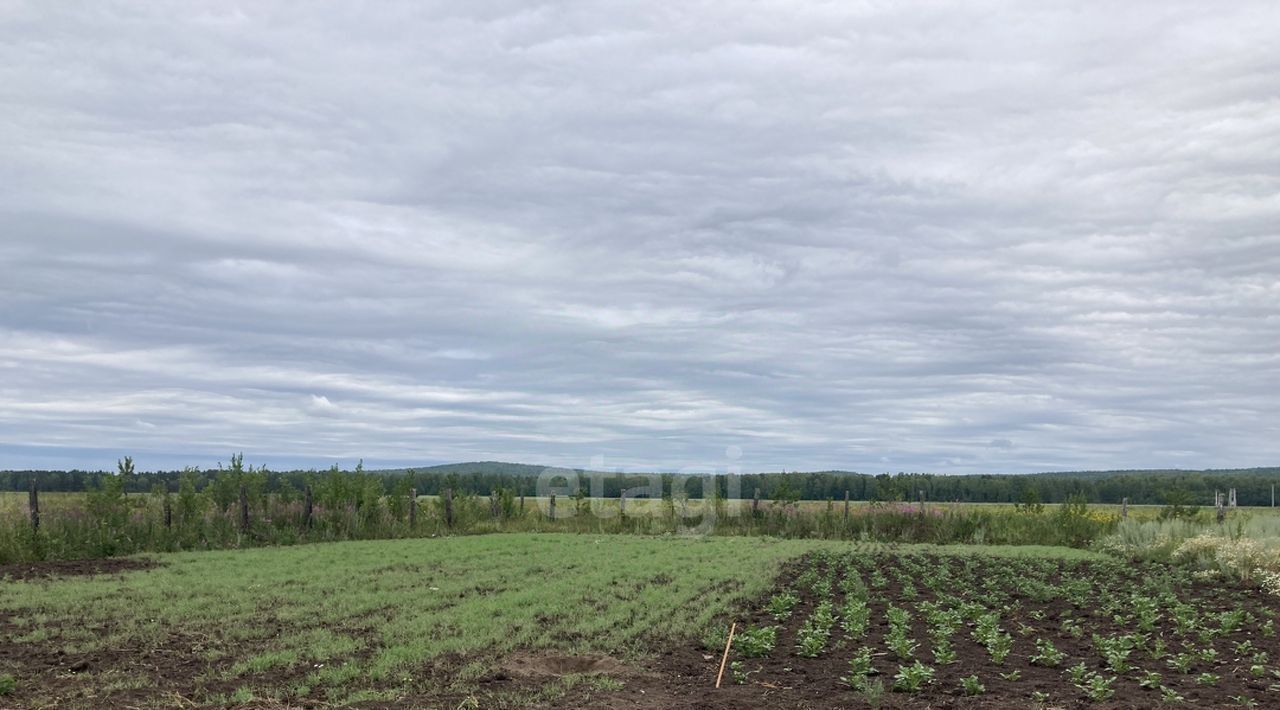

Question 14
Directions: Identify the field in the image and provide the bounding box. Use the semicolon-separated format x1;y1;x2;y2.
4;533;1278;709
5;487;1280;710
0;534;847;708
690;550;1279;708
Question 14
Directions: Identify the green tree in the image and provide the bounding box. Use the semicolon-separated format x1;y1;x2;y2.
1017;487;1044;514
1158;489;1200;521
176;468;206;527
117;456;135;494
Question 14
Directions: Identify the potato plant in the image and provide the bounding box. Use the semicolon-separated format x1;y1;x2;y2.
721;548;1280;707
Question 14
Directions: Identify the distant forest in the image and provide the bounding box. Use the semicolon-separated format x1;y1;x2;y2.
3;461;1279;506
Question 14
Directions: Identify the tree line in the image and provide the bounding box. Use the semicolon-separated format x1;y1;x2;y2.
3;459;1279;506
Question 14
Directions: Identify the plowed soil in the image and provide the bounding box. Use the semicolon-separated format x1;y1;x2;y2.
554;553;1280;709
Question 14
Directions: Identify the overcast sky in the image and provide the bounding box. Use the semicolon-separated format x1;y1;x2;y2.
2;1;1278;474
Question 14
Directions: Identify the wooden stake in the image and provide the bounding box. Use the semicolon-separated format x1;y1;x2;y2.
28;478;39;533
239;485;250;534
715;621;737;689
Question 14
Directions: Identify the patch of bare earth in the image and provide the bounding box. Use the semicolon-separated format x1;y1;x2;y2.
0;557;159;582
0;614;342;708
497;652;627;680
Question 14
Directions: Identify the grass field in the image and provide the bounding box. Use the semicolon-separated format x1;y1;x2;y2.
0;534;1108;708
0;534;833;707
4;532;1279;708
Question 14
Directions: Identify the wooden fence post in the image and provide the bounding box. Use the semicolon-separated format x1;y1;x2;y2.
520;494;526;513
844;490;850;520
164;495;172;529
444;488;454;528
28;478;39;533
1121;497;1128;519
489;490;499;519
303;485;313;529
409;488;417;527
239;485;250;534
549;493;556;520
752;488;760;518
619;490;627;518
1215;491;1225;524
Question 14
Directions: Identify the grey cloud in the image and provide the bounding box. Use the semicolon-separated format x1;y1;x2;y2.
1;1;1278;473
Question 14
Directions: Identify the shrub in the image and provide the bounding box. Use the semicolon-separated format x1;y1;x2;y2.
1158;489;1201;522
1174;533;1280;585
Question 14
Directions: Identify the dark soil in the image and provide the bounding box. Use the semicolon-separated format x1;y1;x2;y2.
0;627;220;709
0;612;361;709
0;557;159;582
499;652;627;680
553;553;1280;709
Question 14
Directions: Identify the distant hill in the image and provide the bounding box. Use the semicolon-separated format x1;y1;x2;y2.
372;463;887;478
369;461;613;477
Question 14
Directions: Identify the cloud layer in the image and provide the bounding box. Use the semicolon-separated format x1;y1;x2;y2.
2;1;1278;472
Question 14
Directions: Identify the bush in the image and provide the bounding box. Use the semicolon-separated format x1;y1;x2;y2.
1159;490;1201;522
1097;515;1280;596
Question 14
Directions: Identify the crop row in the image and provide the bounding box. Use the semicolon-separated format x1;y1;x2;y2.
720;551;1280;706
